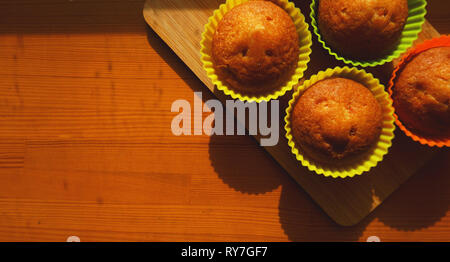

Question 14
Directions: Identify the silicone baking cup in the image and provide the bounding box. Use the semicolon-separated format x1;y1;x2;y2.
200;0;312;103
388;35;450;147
285;67;396;178
310;0;427;67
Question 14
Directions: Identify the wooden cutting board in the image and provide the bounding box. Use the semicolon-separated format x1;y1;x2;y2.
143;0;442;226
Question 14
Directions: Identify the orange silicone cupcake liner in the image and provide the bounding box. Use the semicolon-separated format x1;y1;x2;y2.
388;35;450;147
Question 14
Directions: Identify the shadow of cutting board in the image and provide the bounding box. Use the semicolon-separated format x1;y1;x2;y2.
143;0;442;226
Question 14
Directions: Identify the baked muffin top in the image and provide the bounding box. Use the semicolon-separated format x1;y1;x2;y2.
393;47;450;137
212;0;299;95
318;0;408;60
291;78;383;160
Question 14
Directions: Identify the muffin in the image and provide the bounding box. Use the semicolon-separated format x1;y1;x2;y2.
393;47;450;137
212;0;300;96
291;78;383;161
317;0;408;60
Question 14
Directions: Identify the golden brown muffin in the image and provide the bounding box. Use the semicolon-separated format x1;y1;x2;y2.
318;0;408;60
291;78;383;161
393;47;450;137
212;0;299;96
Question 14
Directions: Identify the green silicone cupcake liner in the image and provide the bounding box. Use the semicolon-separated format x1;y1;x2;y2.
310;0;427;67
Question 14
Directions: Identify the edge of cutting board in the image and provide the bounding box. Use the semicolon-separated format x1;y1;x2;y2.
143;0;442;226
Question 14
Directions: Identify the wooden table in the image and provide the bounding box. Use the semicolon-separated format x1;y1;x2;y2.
0;0;448;242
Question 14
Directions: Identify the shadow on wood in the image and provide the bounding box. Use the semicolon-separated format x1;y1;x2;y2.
0;0;146;34
373;149;450;231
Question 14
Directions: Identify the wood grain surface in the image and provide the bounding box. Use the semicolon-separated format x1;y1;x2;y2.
0;0;449;241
